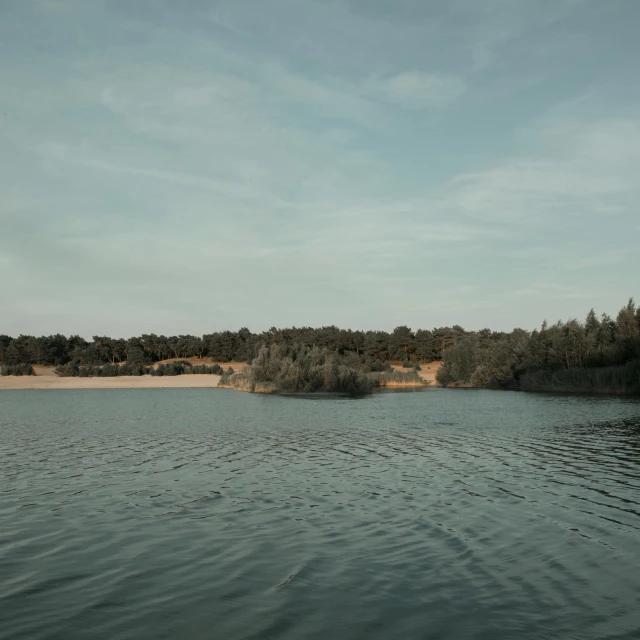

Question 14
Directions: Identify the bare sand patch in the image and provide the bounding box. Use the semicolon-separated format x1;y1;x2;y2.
0;374;222;390
390;361;441;385
150;358;246;371
1;363;232;390
417;361;441;384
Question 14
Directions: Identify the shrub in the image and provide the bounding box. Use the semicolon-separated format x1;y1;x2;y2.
369;370;425;387
189;364;223;374
54;362;78;377
220;343;372;394
98;363;120;377
0;363;36;376
150;362;223;376
54;362;151;377
152;363;185;376
119;363;149;376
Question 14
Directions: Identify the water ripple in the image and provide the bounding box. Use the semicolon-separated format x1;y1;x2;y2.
0;389;639;639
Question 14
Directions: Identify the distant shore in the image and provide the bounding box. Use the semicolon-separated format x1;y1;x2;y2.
0;373;222;390
0;361;441;391
0;361;226;390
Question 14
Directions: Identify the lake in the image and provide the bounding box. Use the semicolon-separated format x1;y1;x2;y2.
1;388;639;640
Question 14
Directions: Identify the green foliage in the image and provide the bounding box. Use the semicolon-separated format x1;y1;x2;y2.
369;370;425;387
151;362;223;376
1;325;465;369
0;363;36;376
220;343;427;394
54;362;78;377
151;363;186;376
55;363;150;377
437;299;640;394
5;296;638;395
54;361;223;377
437;338;478;386
519;361;640;395
364;358;393;373
221;343;373;394
190;363;224;375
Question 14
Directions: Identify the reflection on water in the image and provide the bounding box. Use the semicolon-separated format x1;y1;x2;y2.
0;389;639;640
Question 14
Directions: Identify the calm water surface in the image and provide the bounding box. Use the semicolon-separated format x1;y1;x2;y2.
1;389;639;640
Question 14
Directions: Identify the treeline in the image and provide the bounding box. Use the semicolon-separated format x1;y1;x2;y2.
2;297;638;394
53;361;226;378
437;299;640;394
219;343;424;394
0;326;464;367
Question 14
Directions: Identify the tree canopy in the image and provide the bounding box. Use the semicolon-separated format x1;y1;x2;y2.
437;299;640;394
2;297;638;394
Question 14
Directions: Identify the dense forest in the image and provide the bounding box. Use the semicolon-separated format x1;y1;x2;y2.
437;299;640;394
1;298;639;394
0;325;462;369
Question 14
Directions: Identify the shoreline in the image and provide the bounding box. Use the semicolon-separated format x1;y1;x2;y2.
0;376;430;392
0;361;442;391
0;374;222;390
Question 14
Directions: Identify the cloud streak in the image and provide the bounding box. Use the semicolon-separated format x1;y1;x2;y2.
0;0;638;336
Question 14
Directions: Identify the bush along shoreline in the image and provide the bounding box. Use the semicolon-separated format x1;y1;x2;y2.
218;343;427;395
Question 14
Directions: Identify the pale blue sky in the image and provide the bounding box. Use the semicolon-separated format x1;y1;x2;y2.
1;0;638;337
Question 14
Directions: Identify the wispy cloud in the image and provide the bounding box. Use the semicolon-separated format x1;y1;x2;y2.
0;0;638;335
365;71;465;109
439;114;640;223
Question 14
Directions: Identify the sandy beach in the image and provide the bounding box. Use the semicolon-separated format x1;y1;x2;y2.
0;372;222;390
0;361;441;391
0;362;230;390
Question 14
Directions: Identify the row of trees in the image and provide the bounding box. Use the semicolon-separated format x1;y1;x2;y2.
3;297;638;393
437;299;640;394
0;326;465;367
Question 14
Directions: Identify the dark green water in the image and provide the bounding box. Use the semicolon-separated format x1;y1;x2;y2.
1;389;639;640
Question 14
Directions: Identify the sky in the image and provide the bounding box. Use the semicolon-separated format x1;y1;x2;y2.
1;0;638;338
